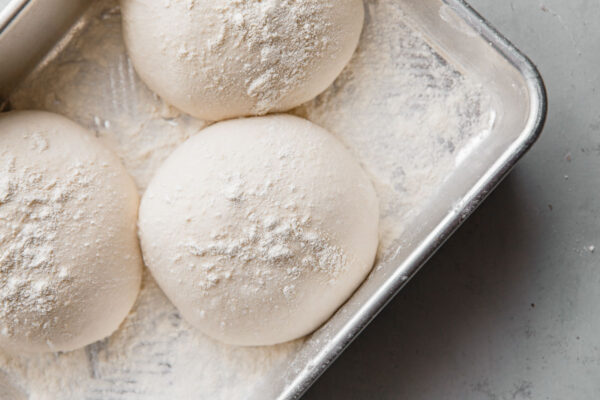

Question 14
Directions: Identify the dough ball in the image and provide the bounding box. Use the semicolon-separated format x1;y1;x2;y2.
139;115;379;345
121;0;364;121
0;111;143;353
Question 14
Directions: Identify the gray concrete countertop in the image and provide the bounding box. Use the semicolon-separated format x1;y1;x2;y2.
306;1;600;399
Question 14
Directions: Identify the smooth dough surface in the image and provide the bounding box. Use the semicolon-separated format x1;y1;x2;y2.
138;115;379;346
121;0;364;121
0;111;143;353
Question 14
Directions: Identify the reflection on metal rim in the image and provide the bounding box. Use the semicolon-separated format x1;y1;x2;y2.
280;1;547;398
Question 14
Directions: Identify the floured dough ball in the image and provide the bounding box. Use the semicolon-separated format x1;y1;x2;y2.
121;0;364;121
0;111;143;353
139;115;379;345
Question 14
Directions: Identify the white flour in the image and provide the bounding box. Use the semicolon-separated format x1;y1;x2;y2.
186;211;348;288
191;0;340;112
0;153;80;338
0;151;70;338
0;0;494;398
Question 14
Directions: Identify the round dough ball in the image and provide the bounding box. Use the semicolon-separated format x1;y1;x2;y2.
139;114;379;345
121;0;364;121
0;111;143;353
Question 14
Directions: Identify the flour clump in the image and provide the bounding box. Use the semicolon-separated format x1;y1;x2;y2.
0;111;143;353
138;114;379;345
120;0;365;121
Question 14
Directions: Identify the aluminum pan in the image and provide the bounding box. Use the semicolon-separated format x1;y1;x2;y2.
0;1;546;398
0;0;89;101
274;1;547;397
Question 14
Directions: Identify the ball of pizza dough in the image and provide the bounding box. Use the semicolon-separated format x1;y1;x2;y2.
138;114;379;345
0;111;143;353
121;0;364;121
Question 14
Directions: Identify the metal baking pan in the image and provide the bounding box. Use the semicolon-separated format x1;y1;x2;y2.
0;0;546;399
